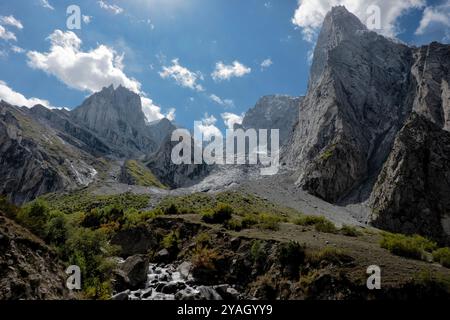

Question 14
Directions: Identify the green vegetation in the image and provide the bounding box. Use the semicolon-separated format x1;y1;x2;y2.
308;247;352;266
124;160;167;189
158;191;297;218
161;230;181;253
380;232;437;260
202;203;233;224
250;240;267;263
278;241;305;268
9;192;164;299
191;246;219;272
294;215;337;234
340;225;363;237
41;191;150;215
432;248;450;268
320;149;333;161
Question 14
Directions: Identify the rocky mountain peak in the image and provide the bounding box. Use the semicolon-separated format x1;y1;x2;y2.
310;5;368;88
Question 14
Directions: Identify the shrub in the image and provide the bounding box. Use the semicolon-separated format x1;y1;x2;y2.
241;214;259;229
45;210;69;245
202;203;233;224
433;248;450;268
294;215;327;226
17;200;50;238
123;208;161;229
63;227;119;299
250;240;266;263
225;218;243;231
0;196;20;218
257;213;281;231
380;233;437;260
195;232;213;248
191;246;219;271
308;247;353;266
278;241;305;268
161;230;181;252
340;225;362;237
164;203;179;215
314;219;338;234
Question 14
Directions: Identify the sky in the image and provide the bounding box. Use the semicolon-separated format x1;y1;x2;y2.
0;0;449;134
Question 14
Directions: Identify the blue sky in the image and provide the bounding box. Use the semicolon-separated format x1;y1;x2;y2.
0;0;448;132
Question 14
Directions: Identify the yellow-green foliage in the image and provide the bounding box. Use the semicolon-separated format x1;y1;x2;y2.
125;160;167;189
202;203;233;224
380;232;437;260
433;248;450;268
340;225;363;237
161;230;181;251
41;191;150;215
158;191;298;218
294;215;337;234
123;208;163;229
308;247;352;266
191;246;219;271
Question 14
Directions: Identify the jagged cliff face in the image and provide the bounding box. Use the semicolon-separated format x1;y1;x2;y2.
71;85;159;157
286;6;414;203
369;113;450;244
239;95;303;145
145;135;210;189
411;42;450;131
0;102;99;204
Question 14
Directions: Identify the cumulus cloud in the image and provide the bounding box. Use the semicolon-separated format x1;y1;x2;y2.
221;112;244;130
159;59;204;92
260;58;273;70
98;1;124;15
195;113;222;140
415;4;450;35
27;30;173;122
0;80;52;108
292;0;426;42
0;25;16;41
27;30;141;93
142;97;175;122
211;61;251;81
209;94;234;108
40;0;54;10
0;15;23;29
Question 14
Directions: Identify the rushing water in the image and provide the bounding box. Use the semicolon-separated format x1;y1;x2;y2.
121;262;240;301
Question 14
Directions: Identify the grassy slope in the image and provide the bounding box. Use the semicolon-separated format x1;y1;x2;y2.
124;160;167;189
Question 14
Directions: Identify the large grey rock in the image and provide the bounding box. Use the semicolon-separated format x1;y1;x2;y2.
238;95;303;145
285;6;416;203
115;255;149;290
0;101;99;204
369;113;450;244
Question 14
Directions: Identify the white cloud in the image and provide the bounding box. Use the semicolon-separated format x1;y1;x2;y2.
0;25;16;41
221;112;244;130
0;80;52;108
415;4;450;35
0;15;23;29
292;0;426;42
27;30;141;93
211;61;251;81
195;113;222;140
98;1;124;15
260;58;273;70
209;94;234;108
11;45;25;53
82;15;92;24
159;59;204;92
142;97;175;122
27;30;173;122
40;0;54;10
